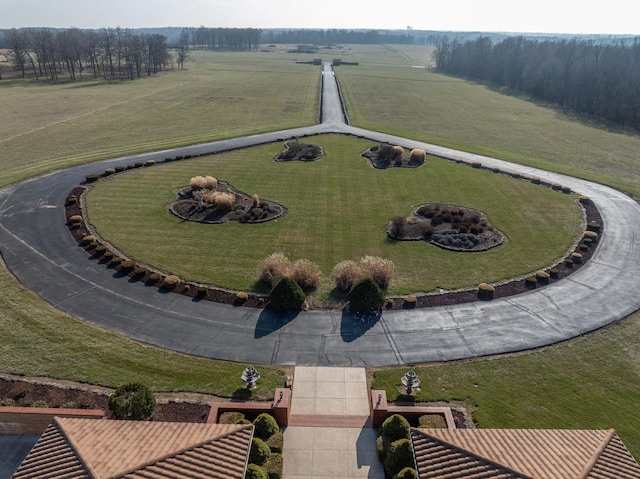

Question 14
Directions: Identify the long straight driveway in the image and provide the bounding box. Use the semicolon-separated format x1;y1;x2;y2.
1;64;639;366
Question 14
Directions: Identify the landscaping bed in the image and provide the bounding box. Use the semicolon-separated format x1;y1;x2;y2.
67;183;601;310
0;376;210;423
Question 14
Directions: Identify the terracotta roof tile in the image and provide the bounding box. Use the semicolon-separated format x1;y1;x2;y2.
12;418;253;479
411;428;640;479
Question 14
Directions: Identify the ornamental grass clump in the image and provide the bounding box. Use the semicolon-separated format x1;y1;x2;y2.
291;259;321;291
332;260;364;292
409;148;426;165
163;275;181;289
258;252;292;287
478;283;495;300
360;255;395;290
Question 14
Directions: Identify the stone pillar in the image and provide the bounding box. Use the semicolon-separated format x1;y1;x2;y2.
370;390;388;429
271;388;291;427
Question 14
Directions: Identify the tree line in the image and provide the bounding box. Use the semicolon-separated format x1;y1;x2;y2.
262;29;415;45
4;27;171;80
434;36;640;129
179;27;261;51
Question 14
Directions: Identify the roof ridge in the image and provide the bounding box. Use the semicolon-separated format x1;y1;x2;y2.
104;422;253;479
411;428;534;479
54;416;101;479
576;428;616;479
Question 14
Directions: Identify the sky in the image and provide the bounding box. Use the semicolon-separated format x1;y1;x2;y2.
1;0;639;35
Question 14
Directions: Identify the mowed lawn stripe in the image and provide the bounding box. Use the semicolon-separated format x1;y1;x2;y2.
86;134;580;301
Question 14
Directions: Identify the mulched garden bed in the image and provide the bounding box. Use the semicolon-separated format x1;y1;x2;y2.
66;178;602;311
0;377;210;423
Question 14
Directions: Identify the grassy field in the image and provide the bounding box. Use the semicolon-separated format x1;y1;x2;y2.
337;45;640;198
0;51;319;188
85;134;580;301
1;44;640;454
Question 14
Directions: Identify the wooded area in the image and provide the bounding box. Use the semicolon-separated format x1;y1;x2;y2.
3;27;171;80
433;36;640;129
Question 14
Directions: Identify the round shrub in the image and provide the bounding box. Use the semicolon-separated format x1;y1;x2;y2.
197;285;208;296
249;437;271;466
269;277;306;312
471;161;482;168
571;252;583;264
110;257;122;266
253;413;280;440
102;251;114;260
584;231;598;242
580;243;589;251
133;266;147;276
85;173;100;182
134;162;144;168
120;260;136;270
145;160;156;166
235;291;249;304
587;221;601;232
536;270;550;284
525;276;537;287
403;295;417;308
245;464;268;479
349;277;385;313
551;183;562;190
108;382;156;420
384;439;414;478
66;195;78;205
549;267;559;278
163;275;181;289
1;398;15;407
219;411;245;424
379;414;411;443
266;431;284;453
478;283;495;300
68;215;83;224
104;168;115;176
561;186;571;194
81;235;96;245
31;400;48;408
565;258;574;267
531;177;541;184
115;165;126;172
579;196;591;204
394;467;418;479
264;453;284;479
147;272;162;284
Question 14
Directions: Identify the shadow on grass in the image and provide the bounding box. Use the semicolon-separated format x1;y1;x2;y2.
232;388;254;400
254;309;299;338
341;309;381;343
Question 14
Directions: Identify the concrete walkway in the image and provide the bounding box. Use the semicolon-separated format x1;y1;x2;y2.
284;367;384;479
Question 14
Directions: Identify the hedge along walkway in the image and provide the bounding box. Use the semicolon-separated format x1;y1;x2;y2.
0;63;639;366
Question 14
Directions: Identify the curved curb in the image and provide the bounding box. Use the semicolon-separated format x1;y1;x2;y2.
1;65;639;366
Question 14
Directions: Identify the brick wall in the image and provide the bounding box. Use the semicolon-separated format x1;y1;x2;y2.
0;407;108;435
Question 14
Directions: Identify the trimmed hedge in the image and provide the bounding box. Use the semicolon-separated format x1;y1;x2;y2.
263;453;283;479
219;411;245;424
384;439;414;478
266;431;283;453
477;282;495;300
245;464;268;479
253;413;280;440
107;382;156;420
269;277;306;312
249;437;271;466
349;277;385;313
394;467;418;479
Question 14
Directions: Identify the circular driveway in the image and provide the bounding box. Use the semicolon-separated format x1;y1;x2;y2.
1;66;639;366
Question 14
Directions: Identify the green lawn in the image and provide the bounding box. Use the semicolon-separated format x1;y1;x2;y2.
1;44;640;453
85;134;580;302
0;51;319;188
337;47;640;198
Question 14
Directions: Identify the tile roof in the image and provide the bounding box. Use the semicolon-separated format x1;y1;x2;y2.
411;428;640;479
12;417;253;479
